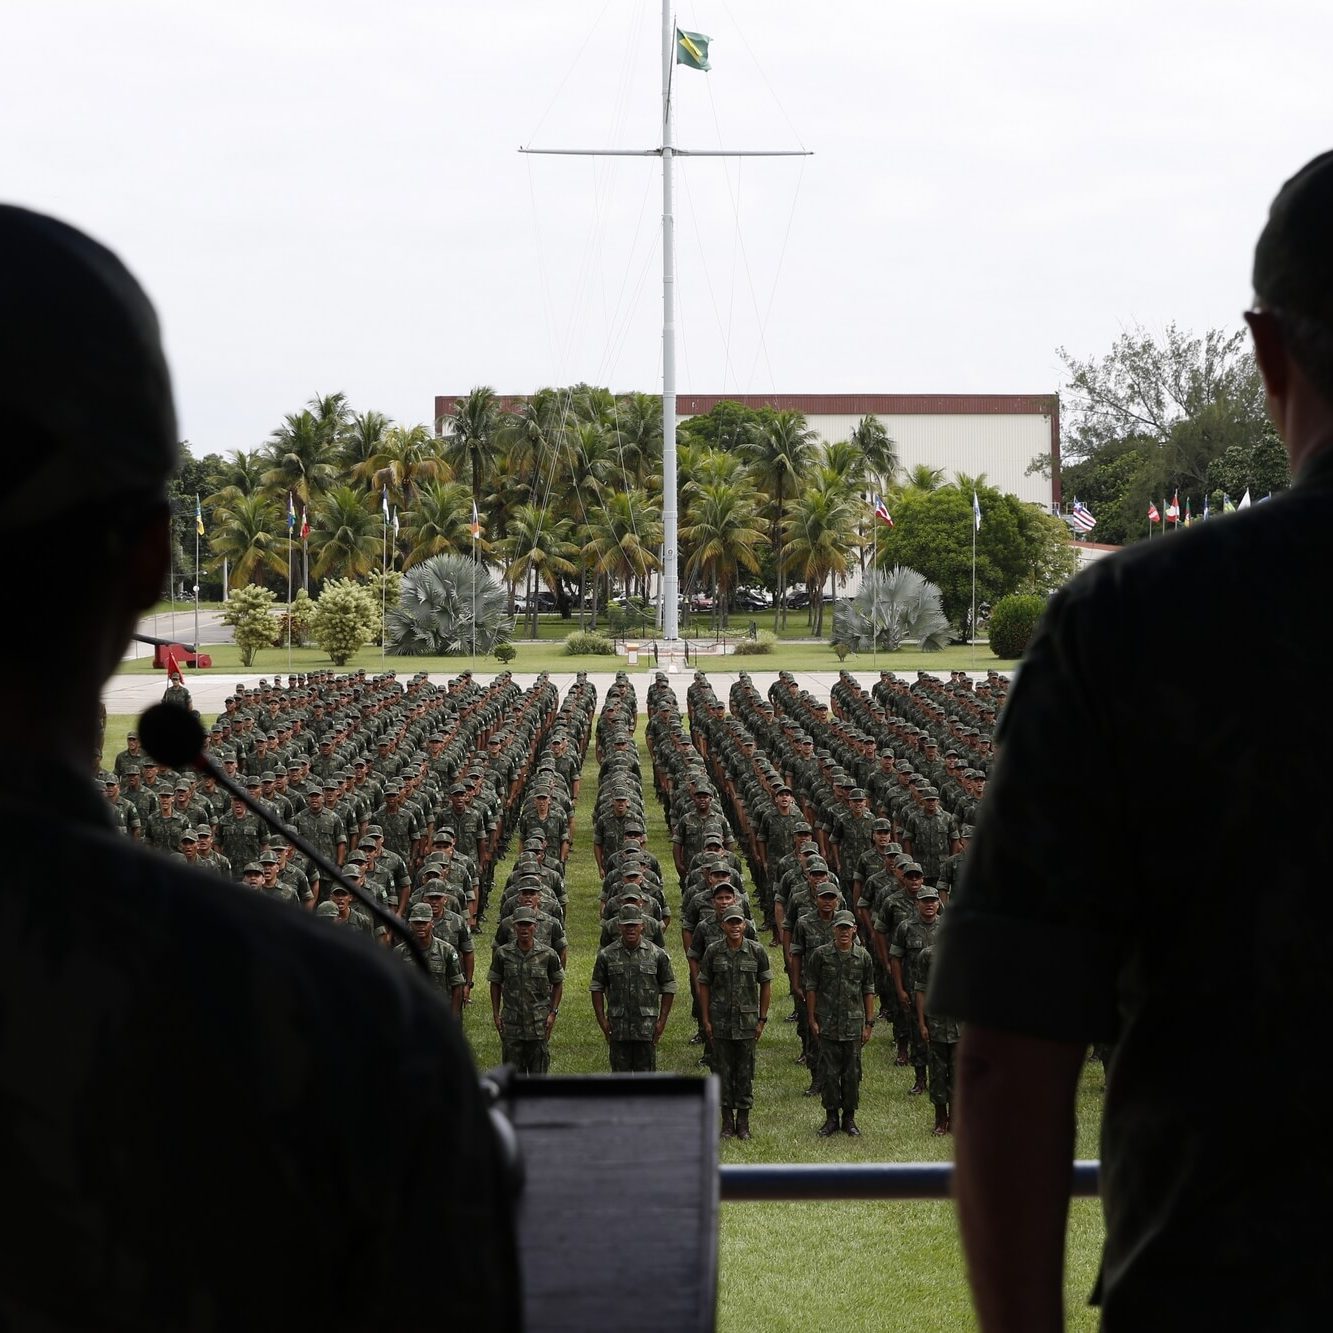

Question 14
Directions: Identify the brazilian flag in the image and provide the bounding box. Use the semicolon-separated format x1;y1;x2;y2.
676;27;711;71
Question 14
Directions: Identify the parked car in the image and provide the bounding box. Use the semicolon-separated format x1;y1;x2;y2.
730;588;768;611
688;591;715;612
783;587;810;609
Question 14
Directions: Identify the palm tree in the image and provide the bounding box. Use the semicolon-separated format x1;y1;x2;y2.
206;448;266;505
832;566;953;652
782;469;863;636
501;504;579;636
400;479;479;568
309;485;383;581
581;490;662;626
899;462;950;495
679;477;768;628
356;423;449;512
262;409;339;510
206;492;288;589
741;409;819;627
607;391;662;484
338;409;392;476
444;386;503;505
850;414;900;494
502;386;572;495
385;552;514;656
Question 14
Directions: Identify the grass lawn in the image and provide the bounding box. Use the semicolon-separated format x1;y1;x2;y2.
101;703;1098;1329
115;638;1016;678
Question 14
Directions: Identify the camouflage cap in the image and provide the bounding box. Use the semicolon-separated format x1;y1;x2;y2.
721;905;746;923
902;861;924;876
616;907;645;925
870;818;892;832
423;883;447;897
832;910;857;927
314;901;339;919
178;829;197;844
408;902;434;923
916;885;941;901
242;862;263;875
512;906;538;924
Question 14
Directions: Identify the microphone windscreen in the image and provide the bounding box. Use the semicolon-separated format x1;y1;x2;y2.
138;703;207;770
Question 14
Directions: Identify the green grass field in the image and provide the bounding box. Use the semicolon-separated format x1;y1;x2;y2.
100;706;1099;1329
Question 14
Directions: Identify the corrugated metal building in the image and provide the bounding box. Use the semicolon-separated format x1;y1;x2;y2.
434;392;1062;509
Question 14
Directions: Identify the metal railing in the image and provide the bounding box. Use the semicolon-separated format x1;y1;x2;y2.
719;1160;1100;1202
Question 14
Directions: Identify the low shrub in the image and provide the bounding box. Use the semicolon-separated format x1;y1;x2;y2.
563;631;616;656
731;630;776;656
987;593;1046;658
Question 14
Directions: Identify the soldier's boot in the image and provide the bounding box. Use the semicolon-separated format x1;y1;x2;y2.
816;1111;840;1138
895;1039;909;1067
840;1112;861;1137
735;1111;751;1141
909;1066;927;1096
720;1109;736;1140
933;1106;949;1136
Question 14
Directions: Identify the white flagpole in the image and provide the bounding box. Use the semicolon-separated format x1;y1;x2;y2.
871;515;877;669
971;507;978;669
381;516;387;666
287;515;294;673
194;498;201;656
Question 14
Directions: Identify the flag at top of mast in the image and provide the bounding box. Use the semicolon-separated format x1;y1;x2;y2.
676;27;711;70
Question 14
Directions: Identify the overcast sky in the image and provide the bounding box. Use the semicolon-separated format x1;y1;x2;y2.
3;0;1329;458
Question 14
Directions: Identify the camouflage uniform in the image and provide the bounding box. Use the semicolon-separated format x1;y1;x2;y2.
590;935;677;1072
488;939;564;1074
697;932;771;1113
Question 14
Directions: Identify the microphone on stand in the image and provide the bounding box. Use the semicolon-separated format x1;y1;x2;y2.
137;703;428;972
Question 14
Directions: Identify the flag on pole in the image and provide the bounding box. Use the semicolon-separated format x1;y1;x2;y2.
1202;495;1211;520
470;498;481;540
164;649;182;678
287;493;296;531
300;506;310;540
391;507;400;541
1238;488;1252;510
676;27;711;70
1166;490;1180;524
1258;492;1272;503
381;486;390;524
871;494;894;527
972;491;982;532
1148;500;1161;524
1070;499;1097;533
1222;494;1236;513
195;495;204;536
1184;497;1193;526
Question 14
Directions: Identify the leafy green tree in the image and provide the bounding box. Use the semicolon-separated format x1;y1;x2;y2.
988;593;1046;658
355;423;447;512
581;490;661;625
221;585;279;667
310;578;377;666
1013;504;1078;595
275;587;313;649
262;407;339;511
1206;419;1290;503
873;484;1034;637
832;567;952;652
385;554;513;655
366;569;403;646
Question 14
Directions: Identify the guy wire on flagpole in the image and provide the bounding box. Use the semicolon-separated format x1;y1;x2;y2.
287;501;294;674
970;511;977;671
381;516;387;666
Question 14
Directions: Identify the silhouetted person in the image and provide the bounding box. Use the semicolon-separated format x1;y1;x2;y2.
931;151;1333;1332
0;204;518;1330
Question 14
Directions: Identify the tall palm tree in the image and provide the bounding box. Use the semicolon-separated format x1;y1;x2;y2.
206;492;288;589
850;414;900;494
502;386;573;497
400;479;478;568
899;462;950;495
356;423;449;512
782;469;864;636
338;409;392;476
206;448;266;505
741;409;819;627
581;490;662;626
607;391;662;485
309;485;383;581
679;477;768;628
444;386;503;506
262;409;339;510
501;504;579;636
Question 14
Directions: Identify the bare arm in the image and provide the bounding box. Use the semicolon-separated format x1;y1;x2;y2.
952;1025;1087;1333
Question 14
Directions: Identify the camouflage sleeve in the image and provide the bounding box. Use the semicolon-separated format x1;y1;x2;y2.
589;950;607;992
485;954;505;987
657;947;677;994
547;953;565;988
696;941;715;988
